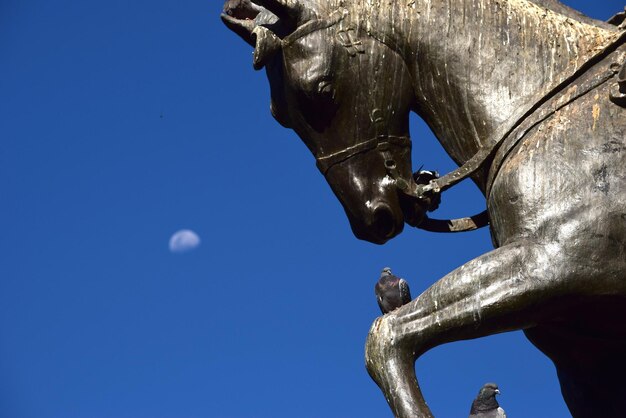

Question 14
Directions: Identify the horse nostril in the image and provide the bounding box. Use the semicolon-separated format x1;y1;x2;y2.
349;201;403;244
372;204;396;239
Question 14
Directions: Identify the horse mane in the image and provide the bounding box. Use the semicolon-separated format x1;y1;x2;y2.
315;0;615;31
529;0;616;29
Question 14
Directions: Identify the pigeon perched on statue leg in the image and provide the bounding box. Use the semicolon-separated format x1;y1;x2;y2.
375;267;412;314
469;383;507;418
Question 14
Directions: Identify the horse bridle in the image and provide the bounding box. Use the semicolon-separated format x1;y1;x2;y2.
279;8;487;232
283;12;414;182
281;9;482;232
282;8;626;233
315;135;411;174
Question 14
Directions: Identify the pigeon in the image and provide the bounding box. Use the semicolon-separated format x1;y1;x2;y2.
375;267;411;314
469;383;507;418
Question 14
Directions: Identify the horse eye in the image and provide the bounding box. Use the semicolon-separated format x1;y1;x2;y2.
318;80;334;96
295;79;338;131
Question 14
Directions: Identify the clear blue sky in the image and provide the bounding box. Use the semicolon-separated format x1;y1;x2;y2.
0;1;621;417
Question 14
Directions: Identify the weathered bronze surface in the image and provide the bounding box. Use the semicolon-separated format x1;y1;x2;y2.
222;1;626;416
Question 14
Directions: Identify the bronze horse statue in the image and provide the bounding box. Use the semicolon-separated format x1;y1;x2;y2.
221;0;626;416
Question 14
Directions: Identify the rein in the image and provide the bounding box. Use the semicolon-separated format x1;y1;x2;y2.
285;8;626;233
446;30;626;198
385;29;626;232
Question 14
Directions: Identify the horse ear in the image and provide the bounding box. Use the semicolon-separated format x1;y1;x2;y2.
221;13;257;47
252;26;282;70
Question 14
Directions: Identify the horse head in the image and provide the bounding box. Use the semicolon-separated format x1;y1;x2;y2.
222;0;430;244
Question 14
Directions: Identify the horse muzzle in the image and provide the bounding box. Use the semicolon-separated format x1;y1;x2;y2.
317;135;422;244
347;199;405;244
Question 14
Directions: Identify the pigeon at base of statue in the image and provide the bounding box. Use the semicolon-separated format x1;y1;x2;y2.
375;267;411;314
469;383;507;418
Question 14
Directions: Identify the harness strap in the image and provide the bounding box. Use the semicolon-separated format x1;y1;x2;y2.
316;135;411;175
385;30;626;233
415;29;626;200
414;55;619;232
487;43;626;196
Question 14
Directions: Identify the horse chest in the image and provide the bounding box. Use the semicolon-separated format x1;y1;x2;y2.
487;83;626;247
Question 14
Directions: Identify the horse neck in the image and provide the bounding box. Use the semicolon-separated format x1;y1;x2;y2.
352;0;618;180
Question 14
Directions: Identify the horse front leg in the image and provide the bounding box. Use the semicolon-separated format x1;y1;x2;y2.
365;240;561;417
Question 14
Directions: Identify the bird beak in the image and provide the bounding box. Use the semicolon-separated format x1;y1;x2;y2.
495;389;501;394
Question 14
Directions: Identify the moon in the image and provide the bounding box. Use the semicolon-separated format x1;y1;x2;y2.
168;229;201;253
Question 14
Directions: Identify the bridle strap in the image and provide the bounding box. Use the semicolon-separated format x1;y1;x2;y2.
316;135;411;175
315;133;488;233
